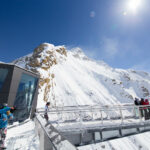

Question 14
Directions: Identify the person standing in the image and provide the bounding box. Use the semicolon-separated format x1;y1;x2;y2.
144;99;150;120
146;99;150;119
44;102;50;122
140;98;144;118
134;98;140;117
141;99;149;120
134;98;140;105
0;104;13;149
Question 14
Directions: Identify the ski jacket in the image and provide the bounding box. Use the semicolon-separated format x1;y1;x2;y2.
134;99;140;105
44;105;49;115
0;107;10;114
0;107;13;129
141;100;149;109
145;99;149;105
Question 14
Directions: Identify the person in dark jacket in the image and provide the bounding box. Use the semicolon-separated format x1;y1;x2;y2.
134;98;140;117
134;98;140;105
139;98;144;118
0;104;13;149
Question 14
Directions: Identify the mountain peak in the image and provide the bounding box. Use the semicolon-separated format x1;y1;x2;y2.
33;43;55;56
70;47;89;60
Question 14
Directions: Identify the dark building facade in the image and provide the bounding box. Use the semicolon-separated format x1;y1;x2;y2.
0;63;39;122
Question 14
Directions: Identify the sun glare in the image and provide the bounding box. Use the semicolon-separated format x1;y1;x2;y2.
128;0;141;12
123;0;144;15
127;0;142;14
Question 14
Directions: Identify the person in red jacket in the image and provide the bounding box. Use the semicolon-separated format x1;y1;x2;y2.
141;99;149;120
145;99;149;105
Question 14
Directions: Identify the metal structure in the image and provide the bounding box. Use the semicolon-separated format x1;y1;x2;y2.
34;114;77;150
0;63;39;122
36;104;150;149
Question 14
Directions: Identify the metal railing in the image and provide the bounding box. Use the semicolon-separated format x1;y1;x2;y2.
37;104;150;128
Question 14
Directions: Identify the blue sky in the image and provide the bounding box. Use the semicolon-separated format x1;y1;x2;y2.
0;0;150;72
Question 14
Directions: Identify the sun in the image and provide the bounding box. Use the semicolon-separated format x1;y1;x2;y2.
127;0;142;14
123;0;144;15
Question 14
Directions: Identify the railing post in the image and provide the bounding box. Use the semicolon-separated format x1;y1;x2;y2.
91;106;94;120
100;110;103;124
133;105;136;117
119;107;123;124
79;110;83;131
138;106;142;122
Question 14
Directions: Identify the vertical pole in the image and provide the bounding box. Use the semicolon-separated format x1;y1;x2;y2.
138;106;142;122
80;111;83;132
100;110;103;124
100;131;103;141
60;110;63;122
92;132;95;143
119;107;123;124
91;106;94;121
137;127;140;133
119;128;122;137
80;132;84;146
133;105;136;117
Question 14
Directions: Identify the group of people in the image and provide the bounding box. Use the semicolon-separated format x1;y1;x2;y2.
0;104;13;149
134;98;150;120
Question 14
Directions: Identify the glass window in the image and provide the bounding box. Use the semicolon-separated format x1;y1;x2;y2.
14;73;38;121
0;68;8;91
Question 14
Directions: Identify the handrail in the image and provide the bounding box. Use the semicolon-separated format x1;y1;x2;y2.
37;104;150;114
35;114;78;150
35;114;57;150
36;104;150;132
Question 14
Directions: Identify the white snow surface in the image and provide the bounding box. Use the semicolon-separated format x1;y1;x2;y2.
11;43;150;150
78;132;150;150
6;121;39;150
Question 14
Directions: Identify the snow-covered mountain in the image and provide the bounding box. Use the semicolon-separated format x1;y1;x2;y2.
13;43;150;108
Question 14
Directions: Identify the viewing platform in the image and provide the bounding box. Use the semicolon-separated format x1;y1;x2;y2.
35;104;150;149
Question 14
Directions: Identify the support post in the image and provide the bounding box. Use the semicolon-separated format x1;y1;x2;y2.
137;127;140;133
119;107;123;124
119;128;122;137
100;131;103;141
91;106;94;121
92;132;95;143
138;106;142;122
100;110;103;124
80;132;84;146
